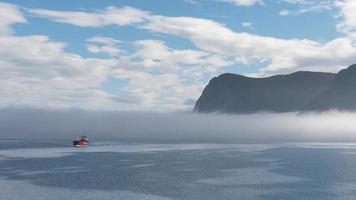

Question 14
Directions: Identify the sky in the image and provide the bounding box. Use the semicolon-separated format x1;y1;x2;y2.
0;0;356;111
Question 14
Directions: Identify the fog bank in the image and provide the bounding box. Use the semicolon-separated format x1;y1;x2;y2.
1;108;356;142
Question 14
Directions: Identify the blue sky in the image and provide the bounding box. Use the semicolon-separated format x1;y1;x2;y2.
0;0;355;111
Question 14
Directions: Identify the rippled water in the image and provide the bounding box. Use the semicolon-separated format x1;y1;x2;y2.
1;140;356;200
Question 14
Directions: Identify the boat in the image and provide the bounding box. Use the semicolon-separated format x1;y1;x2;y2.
73;136;89;147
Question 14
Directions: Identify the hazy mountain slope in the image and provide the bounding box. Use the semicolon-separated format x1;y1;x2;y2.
306;64;356;111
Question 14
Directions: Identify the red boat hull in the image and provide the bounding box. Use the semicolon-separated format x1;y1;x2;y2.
73;140;89;147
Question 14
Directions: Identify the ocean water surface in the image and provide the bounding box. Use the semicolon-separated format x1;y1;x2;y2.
1;140;356;199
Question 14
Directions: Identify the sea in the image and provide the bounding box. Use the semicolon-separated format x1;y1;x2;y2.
1;140;356;200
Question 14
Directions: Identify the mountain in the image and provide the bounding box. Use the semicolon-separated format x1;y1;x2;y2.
193;64;356;113
306;64;356;111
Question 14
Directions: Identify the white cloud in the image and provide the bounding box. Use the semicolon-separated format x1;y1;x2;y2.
0;3;233;111
109;40;232;110
87;36;122;45
100;6;150;26
218;0;263;6
29;9;102;27
86;36;125;56
336;0;356;40
279;10;291;16
87;44;124;56
141;14;356;75
0;33;212;110
280;0;335;16
241;22;253;28
0;2;27;34
130;39;232;73
26;5;356;76
0;34;120;110
29;6;149;27
111;70;204;110
0;33;229;110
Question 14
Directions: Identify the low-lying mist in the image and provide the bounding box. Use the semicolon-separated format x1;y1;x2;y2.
1;108;356;143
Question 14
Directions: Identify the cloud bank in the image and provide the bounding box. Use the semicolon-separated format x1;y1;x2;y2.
1;108;356;143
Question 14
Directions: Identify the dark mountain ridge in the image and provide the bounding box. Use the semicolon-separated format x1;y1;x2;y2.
194;64;356;113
